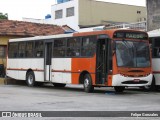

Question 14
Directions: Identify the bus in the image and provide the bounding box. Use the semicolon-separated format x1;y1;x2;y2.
6;29;152;93
148;30;160;90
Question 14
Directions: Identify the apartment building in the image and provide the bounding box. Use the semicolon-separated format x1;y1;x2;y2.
147;0;160;31
24;0;146;31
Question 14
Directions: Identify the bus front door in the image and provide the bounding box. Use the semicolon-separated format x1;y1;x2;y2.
44;42;52;81
96;39;109;84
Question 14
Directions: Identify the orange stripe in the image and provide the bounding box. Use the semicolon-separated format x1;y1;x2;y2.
52;70;71;73
7;68;44;72
52;70;95;74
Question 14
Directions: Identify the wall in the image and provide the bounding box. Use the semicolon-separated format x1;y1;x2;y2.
147;0;160;31
0;36;21;73
23;0;146;31
51;0;79;30
23;18;53;25
79;0;146;27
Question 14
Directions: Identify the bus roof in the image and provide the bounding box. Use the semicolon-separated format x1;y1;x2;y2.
9;33;73;42
74;29;146;37
9;29;146;42
148;29;160;37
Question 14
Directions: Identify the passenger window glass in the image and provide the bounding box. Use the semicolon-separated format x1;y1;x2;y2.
8;43;18;58
53;39;66;57
152;37;160;58
35;41;43;57
81;37;96;56
18;42;26;58
67;38;80;57
26;42;33;58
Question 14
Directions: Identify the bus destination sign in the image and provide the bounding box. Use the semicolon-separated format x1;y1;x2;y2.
113;32;148;40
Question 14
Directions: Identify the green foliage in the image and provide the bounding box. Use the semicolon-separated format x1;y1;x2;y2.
0;13;8;20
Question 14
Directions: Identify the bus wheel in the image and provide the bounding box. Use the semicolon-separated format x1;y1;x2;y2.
83;74;94;93
141;78;156;91
114;86;125;93
53;83;66;87
26;71;35;87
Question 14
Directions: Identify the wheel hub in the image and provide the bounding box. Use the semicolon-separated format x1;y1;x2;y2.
84;78;89;88
28;75;33;85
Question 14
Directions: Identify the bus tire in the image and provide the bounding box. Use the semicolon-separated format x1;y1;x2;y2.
53;83;66;87
141;78;156;91
26;71;36;87
114;86;125;93
83;74;94;93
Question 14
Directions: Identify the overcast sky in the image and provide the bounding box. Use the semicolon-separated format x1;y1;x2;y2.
0;0;146;20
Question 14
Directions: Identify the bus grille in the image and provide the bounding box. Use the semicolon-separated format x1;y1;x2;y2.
122;80;148;84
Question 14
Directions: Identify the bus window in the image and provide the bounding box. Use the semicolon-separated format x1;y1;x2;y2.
81;37;96;57
152;37;160;58
116;41;150;67
35;41;43;58
53;39;66;57
18;42;26;58
67;38;80;57
26;42;33;58
8;43;18;58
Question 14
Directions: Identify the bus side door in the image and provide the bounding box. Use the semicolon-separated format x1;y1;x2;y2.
96;35;112;85
44;41;53;81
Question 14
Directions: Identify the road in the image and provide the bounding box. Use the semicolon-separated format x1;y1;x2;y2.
0;83;160;119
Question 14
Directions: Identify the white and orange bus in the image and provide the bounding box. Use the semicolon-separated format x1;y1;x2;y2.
148;30;160;90
6;29;152;92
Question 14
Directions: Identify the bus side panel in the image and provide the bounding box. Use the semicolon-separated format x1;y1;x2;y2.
7;59;19;80
52;58;71;84
152;58;160;85
7;59;44;81
71;57;96;85
107;75;113;86
7;59;18;79
30;59;44;82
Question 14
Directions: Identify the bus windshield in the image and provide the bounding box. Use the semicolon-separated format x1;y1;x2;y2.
116;40;150;68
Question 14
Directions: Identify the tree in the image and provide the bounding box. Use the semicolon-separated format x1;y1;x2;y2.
0;13;8;20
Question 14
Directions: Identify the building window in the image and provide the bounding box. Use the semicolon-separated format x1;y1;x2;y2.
66;7;74;17
0;46;6;58
55;10;63;19
137;11;141;14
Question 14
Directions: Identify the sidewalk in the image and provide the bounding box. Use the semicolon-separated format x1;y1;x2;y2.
0;78;24;85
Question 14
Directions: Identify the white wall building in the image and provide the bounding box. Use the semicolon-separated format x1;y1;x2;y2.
23;0;146;31
51;0;79;30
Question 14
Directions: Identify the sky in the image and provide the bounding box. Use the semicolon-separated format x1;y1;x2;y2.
0;0;146;20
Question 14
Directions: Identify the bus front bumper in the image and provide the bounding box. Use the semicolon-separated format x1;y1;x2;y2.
111;74;152;87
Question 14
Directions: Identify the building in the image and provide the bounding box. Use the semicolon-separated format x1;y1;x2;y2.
0;20;65;77
147;0;160;31
23;0;147;31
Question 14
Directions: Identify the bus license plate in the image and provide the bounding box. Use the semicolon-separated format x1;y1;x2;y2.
134;79;140;82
